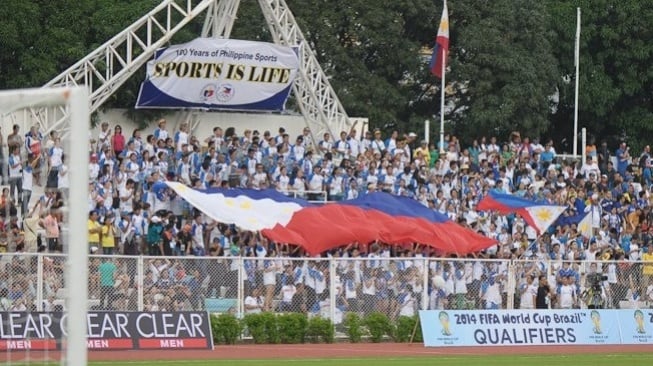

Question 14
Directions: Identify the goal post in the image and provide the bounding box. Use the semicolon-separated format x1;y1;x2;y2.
0;86;89;366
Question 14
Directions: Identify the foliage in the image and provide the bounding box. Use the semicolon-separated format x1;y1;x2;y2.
394;316;422;343
545;0;653;152
3;0;652;149
213;311;418;344
450;0;558;142
277;313;308;344
210;313;242;345
363;312;394;343
343;312;364;343
260;312;281;344
242;313;268;344
306;316;335;344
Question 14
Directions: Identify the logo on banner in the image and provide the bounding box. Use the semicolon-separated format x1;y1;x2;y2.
590;310;602;334
200;84;217;102
634;310;646;334
216;84;235;103
135;38;299;110
439;311;453;336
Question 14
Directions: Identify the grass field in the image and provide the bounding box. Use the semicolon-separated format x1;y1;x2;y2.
8;354;653;366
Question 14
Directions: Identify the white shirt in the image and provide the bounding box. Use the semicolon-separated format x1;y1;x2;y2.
244;296;263;314
277;175;290;193
558;284;576;309
348;138;361;157
22;168;33;191
49;146;64;168
89;163;100;181
175;131;188;152
308;174;324;191
119;187;134;213
399;292;415;317
58;164;69;189
520;283;538;309
281;284;296;303
8;154;22;178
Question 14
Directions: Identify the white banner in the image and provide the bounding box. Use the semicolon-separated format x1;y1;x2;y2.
136;38;299;111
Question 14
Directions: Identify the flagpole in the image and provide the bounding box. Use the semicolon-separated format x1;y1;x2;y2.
439;50;446;153
573;7;581;158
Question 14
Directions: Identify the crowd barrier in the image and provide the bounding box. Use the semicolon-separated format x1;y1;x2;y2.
0;253;651;344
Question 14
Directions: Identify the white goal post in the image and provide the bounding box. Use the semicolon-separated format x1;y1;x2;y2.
0;87;89;366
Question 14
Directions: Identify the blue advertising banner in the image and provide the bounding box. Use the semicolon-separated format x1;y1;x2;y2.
135;38;299;111
419;309;622;347
616;309;653;344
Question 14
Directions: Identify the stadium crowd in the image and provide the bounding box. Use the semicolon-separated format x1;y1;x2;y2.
1;119;653;315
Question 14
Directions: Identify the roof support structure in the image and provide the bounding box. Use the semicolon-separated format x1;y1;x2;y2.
16;0;351;141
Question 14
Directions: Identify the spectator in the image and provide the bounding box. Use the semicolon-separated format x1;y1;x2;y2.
98;257;117;309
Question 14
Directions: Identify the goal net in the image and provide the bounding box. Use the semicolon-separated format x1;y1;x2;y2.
0;87;89;366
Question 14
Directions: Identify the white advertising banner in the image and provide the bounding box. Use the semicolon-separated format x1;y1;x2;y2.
136;38;299;111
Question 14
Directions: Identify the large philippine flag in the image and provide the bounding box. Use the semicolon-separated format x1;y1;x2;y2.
477;191;566;234
166;182;495;256
430;0;449;78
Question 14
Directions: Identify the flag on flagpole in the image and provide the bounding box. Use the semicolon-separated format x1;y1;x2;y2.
430;1;450;78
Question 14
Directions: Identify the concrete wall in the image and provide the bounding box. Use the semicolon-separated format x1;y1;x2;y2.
94;109;310;142
3;108;369;145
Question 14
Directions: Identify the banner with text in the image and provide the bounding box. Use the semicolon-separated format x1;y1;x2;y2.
419;309;623;347
135;38;299;111
0;311;213;351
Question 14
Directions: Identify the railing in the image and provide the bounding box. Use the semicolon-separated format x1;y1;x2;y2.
1;254;650;322
286;189;328;203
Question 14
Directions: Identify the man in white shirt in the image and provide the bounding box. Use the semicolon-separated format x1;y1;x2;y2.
8;146;23;203
347;128;361;159
580;155;600;179
97;122;112;151
244;287;264;314
557;276;577;309
174;123;189;152
119;179;135;213
519;275;538;309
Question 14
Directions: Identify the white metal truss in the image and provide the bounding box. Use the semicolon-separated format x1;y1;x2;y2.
29;0;217;137
258;0;352;143
202;0;240;38
17;0;351;143
183;0;242;136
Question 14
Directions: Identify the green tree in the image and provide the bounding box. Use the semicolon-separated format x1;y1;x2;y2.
0;0;97;89
448;0;558;143
282;0;436;131
546;0;653;151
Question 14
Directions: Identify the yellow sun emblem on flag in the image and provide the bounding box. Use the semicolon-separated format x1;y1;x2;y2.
534;208;552;222
579;221;589;233
240;201;252;210
174;183;187;192
225;198;235;207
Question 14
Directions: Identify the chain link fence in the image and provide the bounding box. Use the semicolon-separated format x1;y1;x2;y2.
1;254;652;318
427;258;513;311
